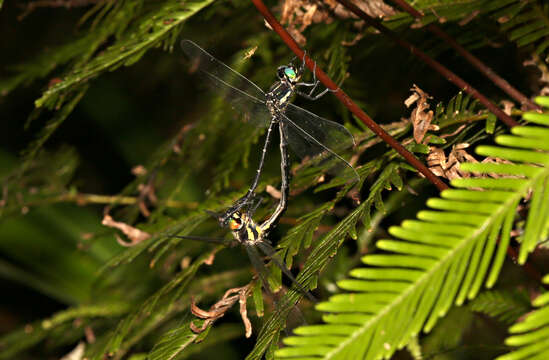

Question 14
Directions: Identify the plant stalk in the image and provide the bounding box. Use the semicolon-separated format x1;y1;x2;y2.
251;0;449;191
335;0;519;128
389;0;541;111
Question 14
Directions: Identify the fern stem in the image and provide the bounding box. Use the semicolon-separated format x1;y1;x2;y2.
389;0;541;112
24;192;198;209
439;109;525;129
251;0;449;192
335;0;520;129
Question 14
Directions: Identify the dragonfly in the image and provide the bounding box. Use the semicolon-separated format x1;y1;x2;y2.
170;195;317;303
181;40;359;226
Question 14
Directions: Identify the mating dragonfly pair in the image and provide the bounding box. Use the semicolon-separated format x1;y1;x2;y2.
173;40;357;305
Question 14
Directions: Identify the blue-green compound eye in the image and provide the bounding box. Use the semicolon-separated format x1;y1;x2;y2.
284;67;296;79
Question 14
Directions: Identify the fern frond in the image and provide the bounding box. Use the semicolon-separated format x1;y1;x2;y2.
275;97;549;360
0;0;145;97
0;303;128;360
435;91;480;128
0;146;79;218
246;161;409;359
20;86;88;174
421;306;474;358
471;289;531;324
496;274;549;360
149;323;243;360
277;203;333;269
35;0;215;109
386;0;518;30
500;1;549;55
95;248;228;359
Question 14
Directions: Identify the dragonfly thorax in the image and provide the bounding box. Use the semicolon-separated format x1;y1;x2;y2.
266;81;294;117
228;211;264;245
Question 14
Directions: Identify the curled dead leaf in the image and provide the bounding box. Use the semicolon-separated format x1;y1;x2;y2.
102;214;150;246
280;0;395;46
500;100;515;116
406;85;438;144
244;46;258;59
204;252;216;266
239;287;253;338
426;143;520;182
84;326;96;344
458;10;480;26
266;185;282;199
523;54;549;99
190;284;252;337
60;342;85;360
131;165;147;176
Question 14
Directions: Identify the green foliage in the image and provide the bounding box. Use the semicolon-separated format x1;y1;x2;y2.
500;1;549;56
276;99;549;359
150;323;243;360
435;91;480;128
2;0;549;359
471;289;531;324
0;302;128;359
421;306;474;358
21;86;88;174
497;274;549;360
35;0;215;109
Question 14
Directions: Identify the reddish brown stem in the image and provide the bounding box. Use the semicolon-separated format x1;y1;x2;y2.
251;0;544;291
389;0;541;112
335;0;519;128
251;0;448;192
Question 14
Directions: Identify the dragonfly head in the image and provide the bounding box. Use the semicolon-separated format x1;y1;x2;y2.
227;211;245;231
277;65;300;84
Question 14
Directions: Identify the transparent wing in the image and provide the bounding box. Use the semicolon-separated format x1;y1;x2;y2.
246;245;308;330
245;245;276;298
181;40;271;127
282;104;359;182
256;241;316;303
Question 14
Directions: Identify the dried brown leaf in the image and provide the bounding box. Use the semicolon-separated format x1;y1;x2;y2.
406;85;438;144
523;54;549;99
131;165;147;176
458;10;480;26
500;100;515;116
266;185;282;199
426;143;519;181
84;326;96;344
60;342;85;360
102;214;151;246
189;284;253;337
244;46;258;60
204;252;216;266
280;0;395;45
239;288;252;338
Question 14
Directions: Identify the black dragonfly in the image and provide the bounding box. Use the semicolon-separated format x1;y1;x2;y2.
181;40;359;226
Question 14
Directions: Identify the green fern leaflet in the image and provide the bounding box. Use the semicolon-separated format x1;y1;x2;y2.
497;274;549;360
276;97;549;360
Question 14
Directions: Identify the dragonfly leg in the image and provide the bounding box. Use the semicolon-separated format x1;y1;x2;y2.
296;61;318;87
219;120;277;226
296;86;333;100
296;61;338;100
299;50;307;75
260;122;290;233
296;66;339;100
297;59;345;100
248;195;264;218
